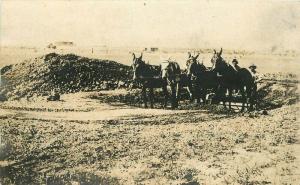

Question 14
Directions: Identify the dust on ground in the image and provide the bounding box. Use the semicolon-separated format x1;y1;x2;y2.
0;88;299;184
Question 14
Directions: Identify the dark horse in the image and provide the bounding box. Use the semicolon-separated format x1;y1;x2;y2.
211;48;256;111
132;53;180;109
186;53;218;104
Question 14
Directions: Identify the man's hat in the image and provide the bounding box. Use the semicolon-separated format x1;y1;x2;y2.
249;64;257;69
232;59;238;64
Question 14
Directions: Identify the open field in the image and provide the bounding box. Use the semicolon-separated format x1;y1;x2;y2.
0;46;299;184
0;92;299;184
1;46;299;74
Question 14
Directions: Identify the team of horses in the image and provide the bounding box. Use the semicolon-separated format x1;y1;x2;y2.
131;48;257;112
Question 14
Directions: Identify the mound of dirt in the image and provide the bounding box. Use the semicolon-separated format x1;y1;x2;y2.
257;74;299;110
0;53;132;100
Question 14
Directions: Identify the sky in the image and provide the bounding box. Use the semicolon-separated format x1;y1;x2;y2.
0;0;299;51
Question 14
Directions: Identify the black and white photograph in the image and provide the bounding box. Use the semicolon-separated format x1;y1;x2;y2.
0;0;299;184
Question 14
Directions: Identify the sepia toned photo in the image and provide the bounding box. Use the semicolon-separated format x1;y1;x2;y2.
0;0;299;184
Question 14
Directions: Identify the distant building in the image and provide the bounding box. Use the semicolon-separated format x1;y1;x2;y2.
47;43;56;49
150;47;159;52
54;41;74;46
47;41;74;49
143;47;158;52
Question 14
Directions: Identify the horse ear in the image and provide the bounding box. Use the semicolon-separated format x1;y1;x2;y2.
219;48;223;56
139;52;143;59
214;49;217;54
132;53;136;60
194;52;200;60
188;52;191;59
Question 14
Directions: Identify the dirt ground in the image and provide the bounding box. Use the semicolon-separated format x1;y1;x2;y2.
0;89;299;185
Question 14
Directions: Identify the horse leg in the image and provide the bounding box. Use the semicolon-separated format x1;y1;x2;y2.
176;83;181;103
228;88;232;110
195;88;200;104
162;85;168;108
196;96;200;104
142;86;148;108
196;88;201;105
240;87;246;112
212;85;221;105
202;88;207;104
171;84;178;109
149;87;154;108
187;82;194;102
222;88;227;108
196;83;201;105
249;85;257;111
175;83;179;108
254;85;258;110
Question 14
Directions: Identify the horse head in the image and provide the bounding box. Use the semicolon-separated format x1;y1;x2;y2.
161;61;181;82
186;52;205;76
211;49;221;66
186;52;199;69
211;48;227;73
132;53;144;80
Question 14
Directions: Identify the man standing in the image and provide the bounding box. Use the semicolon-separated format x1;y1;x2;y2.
249;64;261;110
232;58;241;72
249;64;261;84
